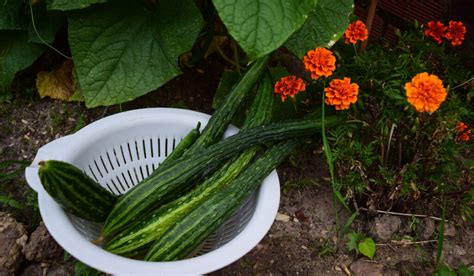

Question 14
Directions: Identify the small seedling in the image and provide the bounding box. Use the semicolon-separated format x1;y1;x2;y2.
346;231;376;259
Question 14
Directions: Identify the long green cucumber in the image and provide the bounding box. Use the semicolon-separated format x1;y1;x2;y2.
104;75;273;255
184;56;269;156
38;160;117;222
145;139;301;261
158;122;201;169
102;115;342;237
118;56;267;202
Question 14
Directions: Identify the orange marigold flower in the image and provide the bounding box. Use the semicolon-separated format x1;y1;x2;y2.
456;122;468;132
274;76;306;102
404;72;447;113
444;21;466;46
304;48;336;80
344;20;369;44
324;77;359;110
424;21;447;44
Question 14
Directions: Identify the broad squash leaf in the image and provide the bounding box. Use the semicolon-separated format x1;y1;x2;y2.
28;2;65;44
0;1;28;30
46;0;107;11
37;60;76;101
212;0;317;61
68;0;204;107
285;0;353;58
0;31;45;95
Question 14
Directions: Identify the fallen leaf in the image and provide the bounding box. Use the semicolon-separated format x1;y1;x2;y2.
275;212;290;222
36;60;77;101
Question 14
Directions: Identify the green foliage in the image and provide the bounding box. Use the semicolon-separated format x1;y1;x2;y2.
47;0;106;11
346;231;376;259
0;1;28;30
68;0;204;107
285;0;353;58
28;2;66;44
0;31;45;95
326;24;473;215
434;264;473;276
0;195;23;209
0;0;353;106
0;160;30;210
212;0;317;61
74;261;103;276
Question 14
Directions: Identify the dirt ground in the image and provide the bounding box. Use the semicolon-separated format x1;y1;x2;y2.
0;57;473;275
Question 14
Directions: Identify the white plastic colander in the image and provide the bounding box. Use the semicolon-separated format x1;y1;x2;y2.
24;108;280;275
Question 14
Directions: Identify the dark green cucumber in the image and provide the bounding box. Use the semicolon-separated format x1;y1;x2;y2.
145;139;301;261
104;75;273;255
158;122;201;169
38;160;117;222
184;56;269;156
102;115;342;237
114;56;267;205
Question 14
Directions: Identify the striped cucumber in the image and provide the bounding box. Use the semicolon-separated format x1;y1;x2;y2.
38;160;117;222
104;74;273;255
183;56;269;156
102;114;342;237
145;139;301;261
158;122;201;169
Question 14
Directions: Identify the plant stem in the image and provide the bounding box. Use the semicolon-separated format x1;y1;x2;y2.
358;207;448;222
353;44;359;57
321;86;340;241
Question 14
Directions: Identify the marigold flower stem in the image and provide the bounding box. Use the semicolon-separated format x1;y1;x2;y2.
321;86;338;234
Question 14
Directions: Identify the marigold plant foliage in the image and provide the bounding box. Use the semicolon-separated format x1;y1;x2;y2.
343;20;368;44
404;72;447;113
324;77;359;110
274;76;306;101
304;48;336;80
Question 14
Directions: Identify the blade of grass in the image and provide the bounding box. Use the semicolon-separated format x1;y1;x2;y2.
321;89;351;243
343;212;359;234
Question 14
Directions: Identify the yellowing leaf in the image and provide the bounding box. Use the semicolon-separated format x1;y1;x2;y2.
36;60;76;101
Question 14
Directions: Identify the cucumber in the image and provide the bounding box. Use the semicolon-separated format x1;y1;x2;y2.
104;74;273;255
102;114;342;237
38;160;117;222
183;56;269;156
145;139;301;261
158;122;201;169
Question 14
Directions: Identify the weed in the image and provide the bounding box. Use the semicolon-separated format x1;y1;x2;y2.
346;231;376;259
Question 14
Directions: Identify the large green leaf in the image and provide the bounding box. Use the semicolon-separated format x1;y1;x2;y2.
68;1;204;107
0;32;45;95
285;0;353;58
212;0;317;61
46;0;107;11
28;3;66;44
0;1;28;30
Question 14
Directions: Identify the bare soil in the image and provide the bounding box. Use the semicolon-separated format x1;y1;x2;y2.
0;56;472;275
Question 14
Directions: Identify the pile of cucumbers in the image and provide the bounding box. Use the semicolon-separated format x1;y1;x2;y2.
38;55;341;261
